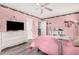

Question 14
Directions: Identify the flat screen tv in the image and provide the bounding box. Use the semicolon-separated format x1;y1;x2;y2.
7;21;24;31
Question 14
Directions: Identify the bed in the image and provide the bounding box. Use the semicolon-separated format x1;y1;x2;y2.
27;35;79;55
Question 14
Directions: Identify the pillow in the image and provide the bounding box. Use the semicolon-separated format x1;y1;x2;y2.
73;38;79;46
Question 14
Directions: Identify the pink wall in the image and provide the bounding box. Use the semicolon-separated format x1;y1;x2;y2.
0;6;27;32
32;17;39;39
0;6;39;39
46;14;79;39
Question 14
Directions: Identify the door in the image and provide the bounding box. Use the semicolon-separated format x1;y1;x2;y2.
26;18;33;40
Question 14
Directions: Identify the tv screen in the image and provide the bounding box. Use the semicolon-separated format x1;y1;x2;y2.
7;21;24;31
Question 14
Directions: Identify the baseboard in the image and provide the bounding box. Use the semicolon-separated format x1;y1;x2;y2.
1;42;27;52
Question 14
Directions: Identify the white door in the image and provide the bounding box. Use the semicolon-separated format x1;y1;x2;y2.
40;20;46;35
26;18;33;40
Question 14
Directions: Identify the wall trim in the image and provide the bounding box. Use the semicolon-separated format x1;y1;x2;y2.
43;11;79;19
0;4;41;19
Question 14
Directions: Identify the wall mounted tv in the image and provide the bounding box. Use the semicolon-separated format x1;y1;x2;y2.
7;21;24;31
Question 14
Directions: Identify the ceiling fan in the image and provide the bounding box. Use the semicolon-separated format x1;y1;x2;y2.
36;3;53;14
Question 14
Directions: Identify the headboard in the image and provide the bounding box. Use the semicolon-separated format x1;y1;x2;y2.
49;28;71;40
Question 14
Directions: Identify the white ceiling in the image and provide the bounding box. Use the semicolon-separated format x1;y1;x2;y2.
1;3;79;18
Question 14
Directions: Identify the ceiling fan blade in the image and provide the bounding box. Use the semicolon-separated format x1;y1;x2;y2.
41;9;43;14
42;3;50;7
45;7;53;11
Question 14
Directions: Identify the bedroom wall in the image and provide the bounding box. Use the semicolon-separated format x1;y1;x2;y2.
26;16;39;39
0;6;27;31
32;17;39;39
46;14;79;39
0;6;39;50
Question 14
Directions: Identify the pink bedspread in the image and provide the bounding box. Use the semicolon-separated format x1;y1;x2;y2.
27;36;79;55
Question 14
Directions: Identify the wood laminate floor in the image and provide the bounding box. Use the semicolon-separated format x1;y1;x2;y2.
0;42;46;55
